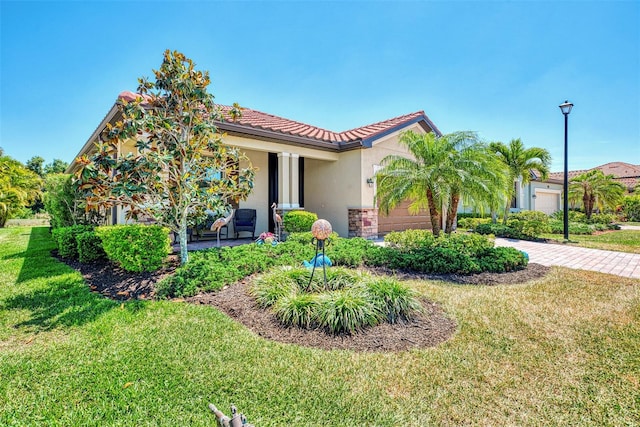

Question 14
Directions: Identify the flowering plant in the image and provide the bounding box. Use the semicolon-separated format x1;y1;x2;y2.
256;232;278;246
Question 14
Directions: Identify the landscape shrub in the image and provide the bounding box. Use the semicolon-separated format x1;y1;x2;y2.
283;210;318;233
76;230;105;263
384;229;436;250
507;210;551;238
551;210;587;223
365;277;422;323
253;267;420;334
475;223;520;238
52;225;93;259
457;217;492;230
433;233;494;257
621;195;640;222
328;237;375;267
549;220;593;235
587;213;617;225
96;225;170;272
476;247;528;273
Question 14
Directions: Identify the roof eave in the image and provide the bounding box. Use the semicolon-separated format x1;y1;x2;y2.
360;115;440;148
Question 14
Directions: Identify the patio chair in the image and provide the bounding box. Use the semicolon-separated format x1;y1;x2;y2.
233;208;256;239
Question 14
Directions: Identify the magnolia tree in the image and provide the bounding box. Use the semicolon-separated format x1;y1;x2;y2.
76;50;255;264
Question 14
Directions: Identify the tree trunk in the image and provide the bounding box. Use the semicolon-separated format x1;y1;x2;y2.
445;193;459;234
582;192;590;219
426;188;441;237
503;200;510;225
178;218;189;265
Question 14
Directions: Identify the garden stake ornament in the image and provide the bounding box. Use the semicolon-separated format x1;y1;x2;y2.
211;209;235;248
208;403;253;427
308;219;333;288
271;202;282;241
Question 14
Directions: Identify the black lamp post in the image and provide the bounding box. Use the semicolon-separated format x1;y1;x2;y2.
559;100;573;240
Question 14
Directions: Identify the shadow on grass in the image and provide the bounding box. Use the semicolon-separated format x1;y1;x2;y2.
3;227;119;331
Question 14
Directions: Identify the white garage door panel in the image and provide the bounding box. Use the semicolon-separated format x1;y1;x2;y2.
535;192;558;215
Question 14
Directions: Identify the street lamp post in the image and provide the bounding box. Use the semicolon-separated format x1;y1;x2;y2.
559;100;573;241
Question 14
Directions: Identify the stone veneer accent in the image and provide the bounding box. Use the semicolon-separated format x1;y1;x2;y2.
348;208;378;238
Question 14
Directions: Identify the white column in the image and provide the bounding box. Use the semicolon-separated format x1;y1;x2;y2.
277;152;291;208
290;154;300;208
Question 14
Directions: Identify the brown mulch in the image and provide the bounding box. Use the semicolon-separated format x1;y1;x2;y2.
58;251;550;352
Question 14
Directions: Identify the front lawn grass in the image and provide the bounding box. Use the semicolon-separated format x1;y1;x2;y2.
541;229;640;254
1;227;639;425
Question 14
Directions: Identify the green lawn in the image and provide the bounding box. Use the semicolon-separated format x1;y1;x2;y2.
541;230;640;254
1;227;639;426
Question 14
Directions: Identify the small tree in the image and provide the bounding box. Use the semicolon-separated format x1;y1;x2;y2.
76;50;255;264
569;170;625;219
0;154;42;227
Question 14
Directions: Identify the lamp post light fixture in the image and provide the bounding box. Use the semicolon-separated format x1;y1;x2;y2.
559;100;573;240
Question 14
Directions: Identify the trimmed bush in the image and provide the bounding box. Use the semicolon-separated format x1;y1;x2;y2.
475;223;519;238
283;210;318;233
621;195;640;222
507;210;551;238
433;233;494;257
384;229;436;250
52;225;93;259
328;237;375;267
549;220;593;235
476;247;528;273
96;225;170;272
457;217;491;230
77;230;105;263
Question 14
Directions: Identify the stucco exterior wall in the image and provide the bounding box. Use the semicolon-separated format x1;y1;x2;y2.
237;149;269;236
304;150;362;236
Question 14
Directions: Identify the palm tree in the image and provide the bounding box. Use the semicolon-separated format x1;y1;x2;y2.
0;154;42;227
375;130;506;236
489;138;551;223
569;170;625;219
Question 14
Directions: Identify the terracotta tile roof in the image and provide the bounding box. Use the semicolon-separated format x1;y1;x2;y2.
218;106;438;145
547;162;640;190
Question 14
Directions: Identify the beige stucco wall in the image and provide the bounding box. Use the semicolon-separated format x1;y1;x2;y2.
304;150;361;236
237;149;269;236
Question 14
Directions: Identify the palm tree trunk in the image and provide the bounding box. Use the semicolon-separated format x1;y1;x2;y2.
426;188;441;237
445;193;459;234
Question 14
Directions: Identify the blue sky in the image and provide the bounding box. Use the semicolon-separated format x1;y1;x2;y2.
1;0;638;172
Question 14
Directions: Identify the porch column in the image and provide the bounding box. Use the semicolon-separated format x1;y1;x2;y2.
277;152;291;208
290;154;300;208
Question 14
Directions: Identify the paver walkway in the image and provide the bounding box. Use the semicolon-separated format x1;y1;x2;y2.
495;238;640;279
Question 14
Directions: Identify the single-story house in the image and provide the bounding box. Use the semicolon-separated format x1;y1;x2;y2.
502;161;640;216
67;91;442;238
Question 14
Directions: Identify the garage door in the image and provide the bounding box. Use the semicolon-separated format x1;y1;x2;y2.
378;200;432;235
534;192;559;215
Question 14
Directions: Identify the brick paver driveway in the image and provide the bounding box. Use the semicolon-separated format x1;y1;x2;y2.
495;238;640;279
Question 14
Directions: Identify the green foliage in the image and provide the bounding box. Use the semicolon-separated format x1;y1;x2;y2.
365;277;422;323
376;130;506;236
253;266;421;334
0;153;42;227
587;213;617;224
489;138;551;223
283;210;318;233
76;230;105;263
551;210;587;223
569;169;625;219
96;225;170;272
43;174;79;228
51;225;93;259
316;289;382;334
457;217;491;230
476;247;529;272
327;237;375;267
384;229;436;250
9;206;35;219
621;195;640;222
549;220;593;235
507;210;551;238
273;293;319;328
75;50;255;265
475;223;520;238
433;233;494;257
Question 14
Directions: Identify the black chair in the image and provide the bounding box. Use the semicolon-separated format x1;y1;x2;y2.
233;209;257;239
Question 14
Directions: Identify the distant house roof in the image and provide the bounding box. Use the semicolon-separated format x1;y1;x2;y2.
545;161;640;190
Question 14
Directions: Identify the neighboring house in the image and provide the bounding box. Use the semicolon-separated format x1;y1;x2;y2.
508;162;640;215
67;91;442;238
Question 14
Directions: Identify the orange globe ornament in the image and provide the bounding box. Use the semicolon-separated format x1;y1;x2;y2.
311;219;332;240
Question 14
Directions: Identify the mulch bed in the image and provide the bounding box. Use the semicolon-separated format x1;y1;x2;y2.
58;252;550;352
